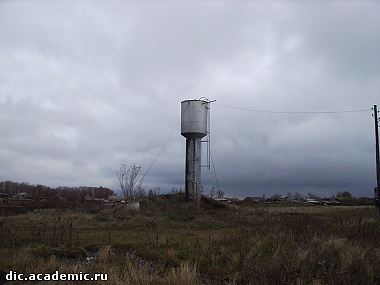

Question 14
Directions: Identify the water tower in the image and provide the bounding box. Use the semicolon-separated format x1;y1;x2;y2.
181;99;210;204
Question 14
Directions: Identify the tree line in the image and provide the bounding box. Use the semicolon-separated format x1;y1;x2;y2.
0;180;114;202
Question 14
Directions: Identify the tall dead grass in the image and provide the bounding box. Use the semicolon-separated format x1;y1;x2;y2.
2;246;199;285
1;201;380;284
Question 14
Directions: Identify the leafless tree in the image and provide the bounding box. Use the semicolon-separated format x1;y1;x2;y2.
209;187;216;199
216;189;225;199
170;185;184;194
116;164;143;203
148;187;160;197
271;194;282;200
307;192;318;199
294;191;303;200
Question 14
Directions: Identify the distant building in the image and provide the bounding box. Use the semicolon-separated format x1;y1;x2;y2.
10;192;32;201
105;195;125;206
322;198;340;206
215;197;239;203
244;197;266;203
0;193;8;203
84;194;105;202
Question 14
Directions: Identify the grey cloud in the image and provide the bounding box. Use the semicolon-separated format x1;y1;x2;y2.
0;1;379;198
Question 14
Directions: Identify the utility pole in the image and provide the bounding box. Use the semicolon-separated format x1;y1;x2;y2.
373;105;380;217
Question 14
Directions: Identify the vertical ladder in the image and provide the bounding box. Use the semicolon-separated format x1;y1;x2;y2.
201;99;211;170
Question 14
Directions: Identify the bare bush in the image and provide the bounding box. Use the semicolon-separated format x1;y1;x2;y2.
116;164;144;203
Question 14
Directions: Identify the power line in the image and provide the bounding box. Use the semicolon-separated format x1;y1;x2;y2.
139;104;189;184
213;103;371;114
210;151;220;193
139;120;179;184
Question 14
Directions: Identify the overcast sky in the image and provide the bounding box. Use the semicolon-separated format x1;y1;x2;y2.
1;1;379;198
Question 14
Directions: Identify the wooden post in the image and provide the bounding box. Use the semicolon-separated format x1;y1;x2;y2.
373;105;380;217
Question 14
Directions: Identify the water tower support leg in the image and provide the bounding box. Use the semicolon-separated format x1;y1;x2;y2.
185;138;202;203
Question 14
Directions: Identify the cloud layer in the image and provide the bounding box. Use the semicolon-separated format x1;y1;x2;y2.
1;1;379;198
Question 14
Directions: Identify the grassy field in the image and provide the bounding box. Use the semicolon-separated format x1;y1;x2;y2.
1;195;380;284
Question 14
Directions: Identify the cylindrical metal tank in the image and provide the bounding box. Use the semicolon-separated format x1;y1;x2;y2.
181;100;209;139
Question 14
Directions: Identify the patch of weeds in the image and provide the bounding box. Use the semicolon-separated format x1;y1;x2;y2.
177;244;194;261
83;243;100;253
168;212;197;223
33;244;87;260
111;241;139;253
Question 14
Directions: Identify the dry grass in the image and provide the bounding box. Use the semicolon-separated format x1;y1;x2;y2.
1;246;199;285
1;197;380;284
